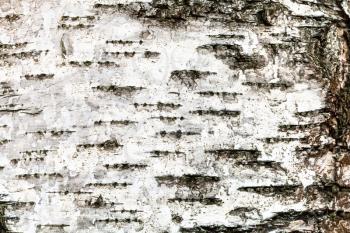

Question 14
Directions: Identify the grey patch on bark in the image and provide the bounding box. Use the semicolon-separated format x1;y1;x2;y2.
60;33;73;59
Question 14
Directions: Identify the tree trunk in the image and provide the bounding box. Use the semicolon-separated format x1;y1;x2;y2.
0;0;350;232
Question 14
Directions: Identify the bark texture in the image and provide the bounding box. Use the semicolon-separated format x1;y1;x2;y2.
0;0;350;232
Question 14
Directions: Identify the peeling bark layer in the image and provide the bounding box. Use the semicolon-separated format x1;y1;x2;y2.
0;0;350;232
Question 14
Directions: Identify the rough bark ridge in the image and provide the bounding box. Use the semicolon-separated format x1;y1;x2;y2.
0;0;350;232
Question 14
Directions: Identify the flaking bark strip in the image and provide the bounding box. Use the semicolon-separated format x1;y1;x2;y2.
103;163;147;170
0;140;10;146
237;185;302;197
110;209;143;214
169;70;215;88
84;195;105;208
155;174;220;187
58;24;94;29
196;91;242;99
0;42;28;50
0;83;15;96
294;108;329;117
149;150;185;157
150;116;185;123
0;216;19;221
260;137;304;143
104;51;136;58
197;44;266;70
0;14;21;22
190;109;240;117
0;103;20;108
68;61;91;67
93;3;123;9
179;211;350;232
66;61;120;67
242;81;293;90
94;120;136;126
305;183;350;194
229;207;262;217
16;173;63;179
11;157;45;165
168;197;223;206
94;218;142;224
134;102;181;110
106;40;143;45
265;208;350;223
5;201;36;210
3;201;35;208
295;145;331;158
236;161;286;172
205;149;261;161
36;224;69;229
179;225;262;233
0;107;28;113
23;74;54;80
85;182;131;188
20;149;53;156
92;85;144;96
208;34;245;39
76;139;122;151
144;51;160;58
61;15;96;21
97;61;120;67
47;191;93;195
278;122;323;132
0;50;49;60
82;199;122;208
158;130;200;139
25;130;75;137
0;88;17;99
264;209;350;226
171;214;183;224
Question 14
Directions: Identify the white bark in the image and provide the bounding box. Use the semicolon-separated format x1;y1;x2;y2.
0;0;349;232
